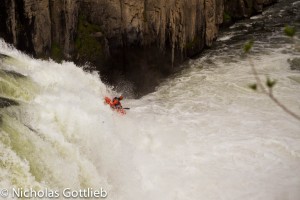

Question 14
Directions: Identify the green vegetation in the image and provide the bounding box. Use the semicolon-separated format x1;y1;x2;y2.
50;42;63;62
284;25;296;37
243;40;254;53
248;83;257;91
223;12;232;22
266;77;277;89
185;36;200;50
75;14;104;62
244;27;300;121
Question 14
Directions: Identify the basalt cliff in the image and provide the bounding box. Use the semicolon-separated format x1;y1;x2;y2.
0;0;276;95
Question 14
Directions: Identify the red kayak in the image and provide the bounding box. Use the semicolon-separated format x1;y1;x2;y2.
104;97;126;115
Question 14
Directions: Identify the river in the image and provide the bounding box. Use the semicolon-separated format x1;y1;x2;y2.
1;0;300;199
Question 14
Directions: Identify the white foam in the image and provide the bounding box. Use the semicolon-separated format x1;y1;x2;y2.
217;34;234;41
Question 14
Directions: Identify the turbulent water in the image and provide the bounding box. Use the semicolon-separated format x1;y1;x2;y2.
1;0;300;199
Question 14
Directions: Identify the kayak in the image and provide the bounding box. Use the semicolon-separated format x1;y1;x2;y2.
104;97;126;115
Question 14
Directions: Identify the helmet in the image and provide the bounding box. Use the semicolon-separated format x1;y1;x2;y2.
119;95;123;100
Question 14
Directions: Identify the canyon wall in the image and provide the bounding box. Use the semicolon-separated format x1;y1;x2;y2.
0;0;276;95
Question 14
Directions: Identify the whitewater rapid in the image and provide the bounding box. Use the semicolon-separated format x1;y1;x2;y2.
1;1;300;199
1;42;300;200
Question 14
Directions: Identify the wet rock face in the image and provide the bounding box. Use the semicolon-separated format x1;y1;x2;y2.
79;0;225;95
79;0;223;59
0;0;51;56
49;0;79;59
224;0;277;19
288;58;300;71
0;0;277;96
0;0;79;59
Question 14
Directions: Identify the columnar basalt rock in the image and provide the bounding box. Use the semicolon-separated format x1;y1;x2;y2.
0;0;277;95
49;0;79;59
0;0;51;56
74;0;226;94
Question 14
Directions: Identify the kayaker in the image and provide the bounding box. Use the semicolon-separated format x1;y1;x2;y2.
111;96;123;109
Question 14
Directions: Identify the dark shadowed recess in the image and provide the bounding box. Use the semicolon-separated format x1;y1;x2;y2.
99;44;185;98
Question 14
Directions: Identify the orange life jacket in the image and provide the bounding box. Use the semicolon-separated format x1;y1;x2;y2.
111;97;122;108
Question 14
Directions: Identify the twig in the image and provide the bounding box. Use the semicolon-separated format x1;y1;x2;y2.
248;57;300;121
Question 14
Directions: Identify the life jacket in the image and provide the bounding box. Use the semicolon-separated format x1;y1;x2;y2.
112;97;122;109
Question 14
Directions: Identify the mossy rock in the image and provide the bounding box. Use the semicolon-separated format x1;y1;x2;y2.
224;12;232;22
75;14;104;63
50;42;63;62
288;57;300;71
185;36;200;50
